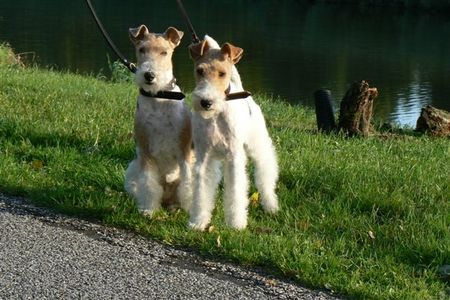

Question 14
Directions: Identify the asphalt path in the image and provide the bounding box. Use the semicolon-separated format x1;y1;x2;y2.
0;194;339;299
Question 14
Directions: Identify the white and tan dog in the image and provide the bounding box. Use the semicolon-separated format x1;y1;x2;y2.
188;36;279;230
124;25;193;216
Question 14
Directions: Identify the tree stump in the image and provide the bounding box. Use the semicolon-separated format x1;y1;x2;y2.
416;105;450;137
338;80;378;136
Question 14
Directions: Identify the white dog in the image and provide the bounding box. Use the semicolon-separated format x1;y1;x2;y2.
187;36;279;230
124;25;193;216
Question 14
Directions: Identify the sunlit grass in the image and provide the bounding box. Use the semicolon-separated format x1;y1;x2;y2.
0;45;449;299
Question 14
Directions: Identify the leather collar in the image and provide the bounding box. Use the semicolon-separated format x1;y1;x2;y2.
224;85;252;101
139;78;185;100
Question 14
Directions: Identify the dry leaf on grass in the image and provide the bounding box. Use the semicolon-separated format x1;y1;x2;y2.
249;192;260;207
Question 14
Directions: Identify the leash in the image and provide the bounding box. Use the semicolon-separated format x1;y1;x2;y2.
176;0;200;44
86;0;186;100
175;0;252;101
85;0;136;73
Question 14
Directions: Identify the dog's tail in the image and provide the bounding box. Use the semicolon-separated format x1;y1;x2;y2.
204;35;220;49
231;66;243;91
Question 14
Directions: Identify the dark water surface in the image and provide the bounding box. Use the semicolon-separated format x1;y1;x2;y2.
1;0;450;126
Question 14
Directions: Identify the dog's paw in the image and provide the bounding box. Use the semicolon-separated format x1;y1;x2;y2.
188;218;210;231
227;217;248;230
139;209;155;217
262;201;279;214
262;194;279;214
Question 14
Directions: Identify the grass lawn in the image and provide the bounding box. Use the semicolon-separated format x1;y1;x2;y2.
0;44;449;299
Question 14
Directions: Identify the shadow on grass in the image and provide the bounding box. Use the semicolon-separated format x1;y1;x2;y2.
0;181;136;221
0;117;133;163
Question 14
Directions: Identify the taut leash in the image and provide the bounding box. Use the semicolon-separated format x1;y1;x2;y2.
85;0;136;73
85;0;187;100
176;0;200;44
175;0;252;101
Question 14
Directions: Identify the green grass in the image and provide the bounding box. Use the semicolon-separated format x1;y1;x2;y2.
0;44;449;299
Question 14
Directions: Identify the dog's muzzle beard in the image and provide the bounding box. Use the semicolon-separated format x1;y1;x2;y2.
136;62;173;95
192;90;226;119
192;80;227;118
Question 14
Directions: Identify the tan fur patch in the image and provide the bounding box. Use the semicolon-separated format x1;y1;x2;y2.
194;49;233;92
179;112;193;162
134;34;175;69
161;180;180;209
134;117;154;170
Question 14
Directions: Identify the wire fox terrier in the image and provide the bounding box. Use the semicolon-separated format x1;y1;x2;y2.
187;36;279;230
124;25;193;216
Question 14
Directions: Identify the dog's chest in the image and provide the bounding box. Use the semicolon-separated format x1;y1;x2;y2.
197;114;237;154
135;97;184;152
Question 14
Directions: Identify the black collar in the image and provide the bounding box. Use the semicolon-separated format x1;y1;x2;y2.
224;85;252;101
139;89;185;100
139;78;185;100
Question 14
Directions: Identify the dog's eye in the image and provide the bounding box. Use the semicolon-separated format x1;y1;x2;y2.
196;68;204;76
218;71;226;78
139;47;146;53
160;51;168;56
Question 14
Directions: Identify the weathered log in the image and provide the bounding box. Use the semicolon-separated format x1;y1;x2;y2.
338;80;378;136
416;105;450;137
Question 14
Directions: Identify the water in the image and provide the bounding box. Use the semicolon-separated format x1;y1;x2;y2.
1;0;450;126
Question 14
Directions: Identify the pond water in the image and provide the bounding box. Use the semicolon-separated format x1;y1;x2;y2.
1;0;450;126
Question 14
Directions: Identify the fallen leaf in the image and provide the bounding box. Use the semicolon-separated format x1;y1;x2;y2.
216;235;221;247
31;159;44;170
207;225;215;233
368;230;375;239
249;192;260;207
265;279;277;286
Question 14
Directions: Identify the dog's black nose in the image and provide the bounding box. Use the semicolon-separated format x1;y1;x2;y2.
144;71;155;82
200;99;213;110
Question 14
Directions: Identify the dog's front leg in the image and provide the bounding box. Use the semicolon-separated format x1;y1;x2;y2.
223;149;249;230
188;153;221;230
135;165;163;216
177;159;193;212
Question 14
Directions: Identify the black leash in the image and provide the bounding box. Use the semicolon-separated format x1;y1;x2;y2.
175;0;252;101
86;0;186;100
176;0;200;44
85;0;136;73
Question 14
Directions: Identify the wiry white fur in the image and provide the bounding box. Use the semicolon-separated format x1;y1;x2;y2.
189;36;279;230
124;43;192;216
135;60;174;96
124;94;193;215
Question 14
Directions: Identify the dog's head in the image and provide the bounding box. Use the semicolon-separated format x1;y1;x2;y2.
189;36;243;118
129;25;184;94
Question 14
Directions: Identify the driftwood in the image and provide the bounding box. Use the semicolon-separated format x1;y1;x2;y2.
416;105;450;137
338;81;378;136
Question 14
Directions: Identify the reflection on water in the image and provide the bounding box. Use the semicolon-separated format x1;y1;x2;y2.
392;70;431;126
0;0;449;126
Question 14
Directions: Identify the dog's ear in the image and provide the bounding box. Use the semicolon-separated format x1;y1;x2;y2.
164;27;184;47
221;43;243;64
189;40;209;61
129;25;149;44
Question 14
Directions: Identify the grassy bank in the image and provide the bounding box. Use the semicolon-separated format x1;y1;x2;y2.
0;44;449;299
